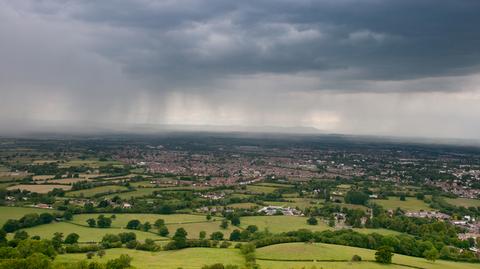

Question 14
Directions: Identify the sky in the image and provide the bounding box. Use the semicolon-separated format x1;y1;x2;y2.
1;0;480;139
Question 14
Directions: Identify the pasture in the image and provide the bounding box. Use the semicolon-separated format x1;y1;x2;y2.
6;184;71;193
14;222;166;243
166;221;235;239
56;248;244;269
256;242;478;269
71;213;217;228
0;206;58;226
373;196;431;211
246;185;279;194
59;159;123;168
66;185;129;197
103;188;164;199
268;198;323;210
240;215;331;233
445;197;480;208
227;202;259;209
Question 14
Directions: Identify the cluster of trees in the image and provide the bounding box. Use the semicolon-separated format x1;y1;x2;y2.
125;219;152;232
365;213;469;249
86;215;113;228
280;229;479;263
430;196;480;218
2;213;56;233
344;190;369;205
0;237;132;269
100;232;159;251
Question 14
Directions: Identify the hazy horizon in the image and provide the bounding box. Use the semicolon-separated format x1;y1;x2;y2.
1;1;480;140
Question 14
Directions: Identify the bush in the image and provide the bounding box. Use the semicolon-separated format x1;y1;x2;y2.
351;255;362;261
307;217;318;225
375;246;394;264
220;241;231;248
210;232;224;241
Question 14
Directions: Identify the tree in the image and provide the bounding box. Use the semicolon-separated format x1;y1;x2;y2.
199;231;207;240
142;221;152;232
154;219;165;228
2;219;20;233
65;233;80;244
118;232;136;243
375;246;394;264
328;216;335;227
246;225;258;233
307;216;318;225
126;219;141;230
206;214;212;221
159;226;169;236
220;219;229;229
39;213;54;224
52;232;64;249
210;231;224;241
231;216;240;226
97;215;112;228
97;249;106;258
16;239;56;258
101;234;122;248
86;251;95;259
14;230;29;240
63;210;73;221
400;194;406;201
229;229;241;241
87;218;96;227
351;255;362;262
424;248;439;262
172;228;188;248
106;254;132;269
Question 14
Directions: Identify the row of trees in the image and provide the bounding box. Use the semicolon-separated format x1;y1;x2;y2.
2;213;56;233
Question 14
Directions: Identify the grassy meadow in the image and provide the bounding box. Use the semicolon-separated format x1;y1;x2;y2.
246;185;279;194
0;206;58;225
66;185;129;197
444;197;480;208
13;222;166;243
240;215;331;233
71;213;216;228
256;242;478;269
56;248;244;269
6;184;72;193
373;196;431;211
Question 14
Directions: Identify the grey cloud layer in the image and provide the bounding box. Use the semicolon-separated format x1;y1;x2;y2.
8;0;480;86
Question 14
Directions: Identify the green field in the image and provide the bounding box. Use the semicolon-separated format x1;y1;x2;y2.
0;206;58;225
240;216;331;233
352;228;401;236
255;183;293;188
103;188;165;199
71;213;217;228
227;202;259;209
66;185;129;197
59;159;123;168
256;242;478;269
166;221;235;239
56;248;244;269
445;197;480;208
374;196;431;211
14;222;165;243
269;198;323;210
246;185;279;194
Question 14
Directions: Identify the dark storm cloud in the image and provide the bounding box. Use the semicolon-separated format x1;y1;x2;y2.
2;0;480;139
10;0;480;86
